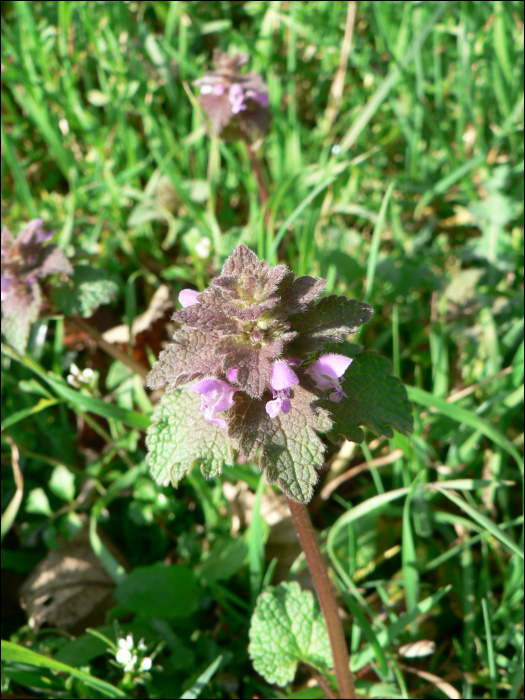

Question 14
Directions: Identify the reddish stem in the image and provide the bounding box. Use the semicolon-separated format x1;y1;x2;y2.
287;498;355;699
243;139;271;231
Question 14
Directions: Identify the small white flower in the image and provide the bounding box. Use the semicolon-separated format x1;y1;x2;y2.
124;654;138;672
195;237;211;259
140;657;152;671
116;648;133;666
67;374;79;387
118;634;134;651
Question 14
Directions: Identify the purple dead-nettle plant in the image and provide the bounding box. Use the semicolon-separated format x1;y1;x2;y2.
1;219;73;353
146;244;378;503
193;50;270;141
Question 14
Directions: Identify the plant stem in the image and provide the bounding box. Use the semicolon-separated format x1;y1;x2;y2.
287;497;355;700
243;138;271;231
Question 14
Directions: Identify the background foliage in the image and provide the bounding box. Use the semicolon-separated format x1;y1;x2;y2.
1;1;523;698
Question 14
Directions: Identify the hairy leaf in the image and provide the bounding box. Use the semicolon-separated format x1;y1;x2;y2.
2;220;73;352
220;244;287;300
229;380;332;502
146;387;235;483
174;301;242;334
218;336;283;398
249;581;332;686
147;328;224;391
221;243;262;277
52;266;118;317
1;220;72;282
288;295;374;352
274;274;326;317
323;351;413;443
1;283;41;353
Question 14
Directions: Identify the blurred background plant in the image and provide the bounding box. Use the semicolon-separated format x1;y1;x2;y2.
1;1;523;698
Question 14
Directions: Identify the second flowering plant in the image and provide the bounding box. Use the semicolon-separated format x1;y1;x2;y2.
146;245;412;503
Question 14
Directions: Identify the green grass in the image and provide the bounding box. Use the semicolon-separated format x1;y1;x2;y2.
1;1;523;698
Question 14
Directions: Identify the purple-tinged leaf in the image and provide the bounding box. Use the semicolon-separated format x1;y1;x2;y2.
1;220;73;352
288;295;374;352
174;301;242;334
228;380;332;503
275;275;326;317
1;282;41;353
221;243;263;277
147;328;224;391
218;336;283;398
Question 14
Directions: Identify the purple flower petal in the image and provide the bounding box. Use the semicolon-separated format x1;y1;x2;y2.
305;354;352;402
191;378;235;427
226;367;238;383
1;274;12;301
228;83;247;114
265;397;282;418
265;360;298;417
313;354;353;378
178;289;200;307
269;361;299;392
246;90;269;107
284;357;302;367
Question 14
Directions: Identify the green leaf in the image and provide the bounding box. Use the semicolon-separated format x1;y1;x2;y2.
114;562;201;619
228;381;332;503
288;295;374;353
52;265;119;317
323;351;413;443
248;581;332;687
1;640;126;698
196;537;249;584
146;386;235;485
25;487;52;516
49;465;76;502
1;284;41;354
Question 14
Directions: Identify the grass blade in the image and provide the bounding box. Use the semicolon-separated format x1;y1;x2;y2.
1;641;126;698
365;181;394;302
407;385;523;470
435;487;523;560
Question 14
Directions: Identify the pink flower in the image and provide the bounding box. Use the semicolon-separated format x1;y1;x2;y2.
265;361;299;418
246;90;269;107
304;354;352;402
228;83;247;114
226;368;238;383
178;289;200;307
191;378;236;428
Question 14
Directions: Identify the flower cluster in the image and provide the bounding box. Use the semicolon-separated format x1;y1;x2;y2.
1;219;73;352
193;50;270;141
115;634;152;674
148;244;373;430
